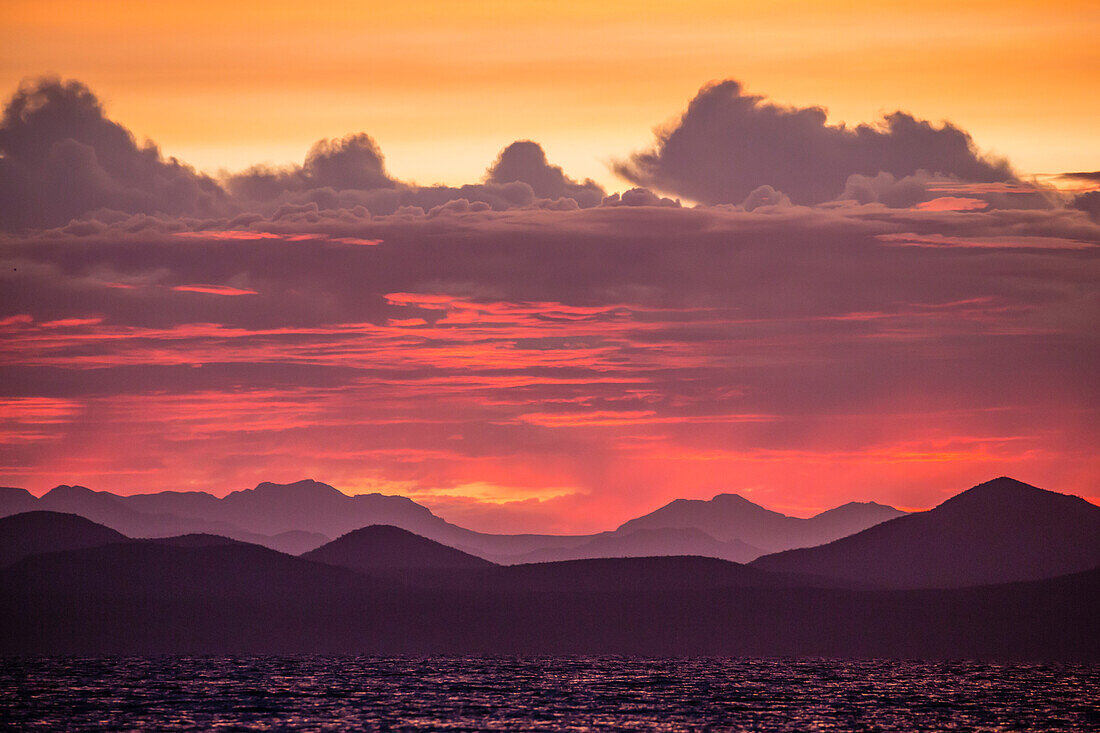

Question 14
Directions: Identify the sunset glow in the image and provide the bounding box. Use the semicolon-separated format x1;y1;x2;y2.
1;2;1097;534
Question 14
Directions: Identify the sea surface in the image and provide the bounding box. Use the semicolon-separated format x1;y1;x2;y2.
1;656;1096;731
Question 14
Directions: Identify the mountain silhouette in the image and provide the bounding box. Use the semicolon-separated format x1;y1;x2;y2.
215;480;446;537
504;527;763;564
0;487;37;516
617;493;906;552
261;530;333;555
8;484;331;555
750;477;1100;588
0;511;128;566
302;525;495;575
6;480;912;563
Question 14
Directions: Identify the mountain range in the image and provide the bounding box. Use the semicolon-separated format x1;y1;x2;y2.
0;480;905;564
0;476;1097;659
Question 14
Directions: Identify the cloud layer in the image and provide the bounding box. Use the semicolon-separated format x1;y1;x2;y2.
1;76;1097;531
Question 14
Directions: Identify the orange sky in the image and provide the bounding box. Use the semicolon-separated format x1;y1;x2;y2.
3;0;1099;189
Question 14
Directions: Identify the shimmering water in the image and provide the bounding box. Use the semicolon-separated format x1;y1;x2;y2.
1;657;1096;731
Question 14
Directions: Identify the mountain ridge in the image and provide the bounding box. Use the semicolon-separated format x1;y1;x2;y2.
303;524;495;576
750;477;1100;588
617;491;908;552
21;477;1085;566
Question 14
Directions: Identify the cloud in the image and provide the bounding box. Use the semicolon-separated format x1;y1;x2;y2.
1;200;1098;525
1072;191;1100;222
486;140;605;207
230;138;602;215
600;188;681;208
613;79;1016;205
741;185;791;211
226;133;397;200
0;78;606;231
0;77;227;230
1058;171;1100;183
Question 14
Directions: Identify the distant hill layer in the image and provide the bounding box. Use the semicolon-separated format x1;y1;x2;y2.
751;477;1100;588
0;484;332;555
618;495;907;553
1;479;909;564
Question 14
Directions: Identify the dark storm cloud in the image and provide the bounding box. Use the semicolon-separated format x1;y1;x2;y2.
0;77;228;230
614;80;1017;205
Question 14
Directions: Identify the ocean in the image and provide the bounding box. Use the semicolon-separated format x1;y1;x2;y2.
2;656;1096;731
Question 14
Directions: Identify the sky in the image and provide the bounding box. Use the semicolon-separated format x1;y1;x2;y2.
1;1;1098;533
3;1;1099;189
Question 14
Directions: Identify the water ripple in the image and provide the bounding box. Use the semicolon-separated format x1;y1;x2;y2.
1;656;1096;731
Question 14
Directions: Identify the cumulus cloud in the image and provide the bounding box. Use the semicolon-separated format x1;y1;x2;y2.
741;185;790;211
0;76;1070;235
230;138;605;215
226;133;396;201
486;140;605;207
614;79;1016;205
0;77;227;230
600;188;680;208
0;78;607;231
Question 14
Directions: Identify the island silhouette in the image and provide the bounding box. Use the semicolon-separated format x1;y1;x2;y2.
0;477;1096;659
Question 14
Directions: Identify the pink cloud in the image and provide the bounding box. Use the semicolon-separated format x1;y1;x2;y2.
172;284;260;296
1;203;1096;529
914;196;989;212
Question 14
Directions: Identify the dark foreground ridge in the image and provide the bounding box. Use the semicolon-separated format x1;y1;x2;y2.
0;536;1095;659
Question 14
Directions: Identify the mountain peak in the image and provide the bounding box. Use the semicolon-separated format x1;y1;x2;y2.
752;476;1100;588
244;480;346;498
710;492;756;504
938;476;1079;510
303;524;494;571
41;484;99;498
